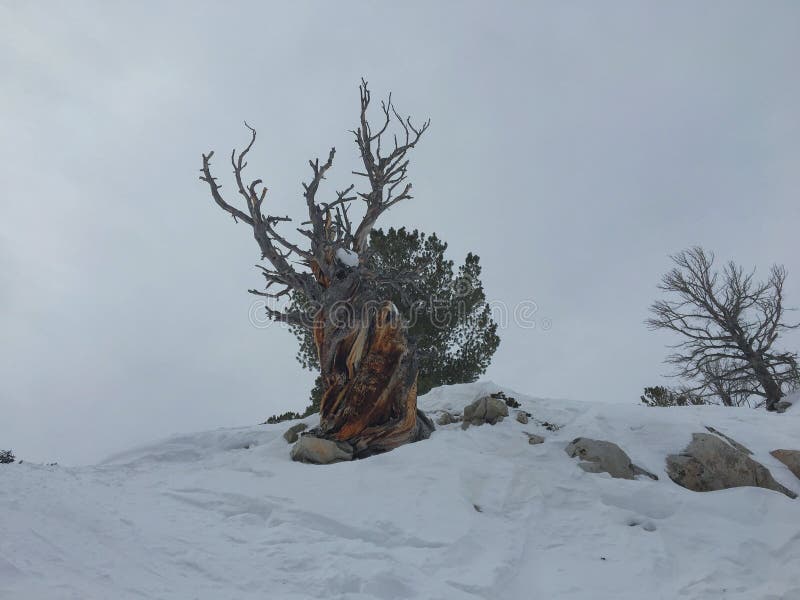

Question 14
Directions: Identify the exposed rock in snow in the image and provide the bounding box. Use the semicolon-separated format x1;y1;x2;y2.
490;390;520;408
770;449;800;480
283;422;307;444
290;435;353;464
436;411;460;426
515;411;529;424
705;425;752;455
525;432;545;445
565;437;658;480
461;395;508;429
666;433;797;499
335;247;359;267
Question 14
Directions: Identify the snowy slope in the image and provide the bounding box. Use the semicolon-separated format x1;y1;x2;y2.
1;382;799;600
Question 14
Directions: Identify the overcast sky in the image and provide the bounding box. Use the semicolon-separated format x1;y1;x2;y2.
2;2;799;464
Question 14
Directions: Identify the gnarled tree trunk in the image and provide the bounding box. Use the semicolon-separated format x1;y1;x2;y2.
315;301;432;457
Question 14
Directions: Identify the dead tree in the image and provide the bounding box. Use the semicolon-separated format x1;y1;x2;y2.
199;80;434;456
647;247;799;411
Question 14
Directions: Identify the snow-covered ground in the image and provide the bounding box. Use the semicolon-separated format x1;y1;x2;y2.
1;382;799;600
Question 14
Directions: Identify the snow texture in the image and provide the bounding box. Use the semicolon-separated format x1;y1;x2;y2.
336;248;359;267
1;382;799;599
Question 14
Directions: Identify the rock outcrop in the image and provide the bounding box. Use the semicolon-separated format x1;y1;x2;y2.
436;411;460;426
461;396;509;429
525;432;545;445
283;423;308;444
770;449;800;480
705;426;751;455
666;433;796;499
565;438;658;480
290;436;354;465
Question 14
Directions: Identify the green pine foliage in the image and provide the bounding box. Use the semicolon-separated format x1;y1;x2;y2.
262;412;303;425
286;227;500;417
640;386;708;407
0;449;15;464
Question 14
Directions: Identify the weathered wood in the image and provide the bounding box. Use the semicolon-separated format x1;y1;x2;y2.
314;301;431;456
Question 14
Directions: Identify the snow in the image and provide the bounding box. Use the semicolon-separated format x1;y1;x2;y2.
336;248;360;268
783;390;799;409
2;382;799;599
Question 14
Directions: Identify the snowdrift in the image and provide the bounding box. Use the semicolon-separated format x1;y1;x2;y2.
1;382;799;599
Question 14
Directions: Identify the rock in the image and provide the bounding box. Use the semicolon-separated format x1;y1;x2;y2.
283;423;308;444
290;435;353;465
666;433;796;499
437;412;459;426
705;426;752;455
525;432;544;445
516;411;529;424
461;396;509;429
565;438;658;480
490;391;520;408
771;449;800;480
775;401;792;413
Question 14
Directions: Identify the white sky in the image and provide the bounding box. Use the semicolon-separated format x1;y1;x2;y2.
2;1;799;464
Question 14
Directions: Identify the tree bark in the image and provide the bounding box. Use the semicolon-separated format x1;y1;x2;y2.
733;333;783;411
749;354;783;411
314;300;434;457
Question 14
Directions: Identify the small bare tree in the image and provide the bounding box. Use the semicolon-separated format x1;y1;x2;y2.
647;247;799;411
199;80;434;456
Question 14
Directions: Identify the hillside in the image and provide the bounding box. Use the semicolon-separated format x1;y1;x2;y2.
1;382;799;599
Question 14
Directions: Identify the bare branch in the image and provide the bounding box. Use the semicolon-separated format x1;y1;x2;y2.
351;78;430;252
200;151;253;225
200;125;320;304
